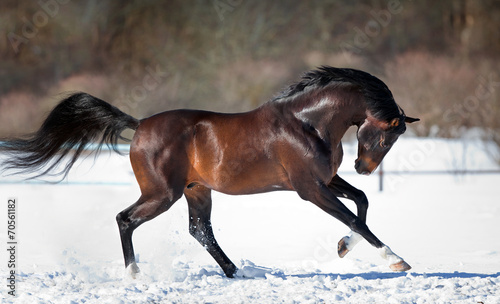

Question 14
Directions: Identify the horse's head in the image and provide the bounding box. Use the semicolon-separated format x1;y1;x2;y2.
355;114;419;175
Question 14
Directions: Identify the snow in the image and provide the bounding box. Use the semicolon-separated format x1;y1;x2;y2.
1;138;499;303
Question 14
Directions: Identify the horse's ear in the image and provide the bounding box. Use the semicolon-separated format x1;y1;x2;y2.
404;116;420;123
390;118;399;128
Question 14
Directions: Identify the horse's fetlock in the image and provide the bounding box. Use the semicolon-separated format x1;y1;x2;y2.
358;195;369;208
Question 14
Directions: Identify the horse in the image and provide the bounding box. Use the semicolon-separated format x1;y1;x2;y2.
0;66;419;278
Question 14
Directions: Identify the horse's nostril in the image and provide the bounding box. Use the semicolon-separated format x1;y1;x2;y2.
354;160;360;170
355;159;372;175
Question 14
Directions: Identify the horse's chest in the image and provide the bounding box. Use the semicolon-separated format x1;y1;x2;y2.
307;141;344;183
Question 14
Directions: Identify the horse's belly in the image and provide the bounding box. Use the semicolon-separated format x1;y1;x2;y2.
192;160;292;195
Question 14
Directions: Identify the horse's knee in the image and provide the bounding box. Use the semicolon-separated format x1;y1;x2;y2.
189;219;205;240
188;221;198;238
353;189;368;208
352;189;368;223
189;219;215;246
189;225;206;245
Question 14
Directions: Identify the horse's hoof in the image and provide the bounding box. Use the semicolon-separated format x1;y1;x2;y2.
338;237;349;258
126;262;140;279
389;260;411;272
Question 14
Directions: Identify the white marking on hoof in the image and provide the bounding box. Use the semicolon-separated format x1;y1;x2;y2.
126;262;140;279
379;245;411;271
379;245;403;264
344;231;363;251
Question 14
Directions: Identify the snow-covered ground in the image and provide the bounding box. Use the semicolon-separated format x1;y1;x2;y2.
1;138;499;303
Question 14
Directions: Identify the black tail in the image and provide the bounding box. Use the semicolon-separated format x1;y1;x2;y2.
0;92;140;179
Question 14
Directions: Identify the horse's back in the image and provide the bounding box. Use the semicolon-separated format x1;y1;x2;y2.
129;108;293;195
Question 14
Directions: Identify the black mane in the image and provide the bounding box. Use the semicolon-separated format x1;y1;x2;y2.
272;66;402;122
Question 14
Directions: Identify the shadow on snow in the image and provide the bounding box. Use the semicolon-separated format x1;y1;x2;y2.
286;271;500;281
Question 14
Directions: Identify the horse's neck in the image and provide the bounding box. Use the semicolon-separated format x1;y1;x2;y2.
283;88;367;144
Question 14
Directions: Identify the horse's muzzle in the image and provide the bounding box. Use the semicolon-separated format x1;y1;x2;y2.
354;158;373;175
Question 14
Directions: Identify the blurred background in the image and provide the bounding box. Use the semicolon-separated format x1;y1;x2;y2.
0;0;499;157
1;3;500;299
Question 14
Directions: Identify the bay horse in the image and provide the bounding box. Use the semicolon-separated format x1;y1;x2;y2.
0;66;419;278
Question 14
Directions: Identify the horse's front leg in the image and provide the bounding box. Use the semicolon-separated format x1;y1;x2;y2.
327;175;367;258
297;181;411;272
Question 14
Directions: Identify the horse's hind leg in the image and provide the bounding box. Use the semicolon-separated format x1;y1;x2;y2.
116;192;181;277
184;185;238;278
117;127;189;277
